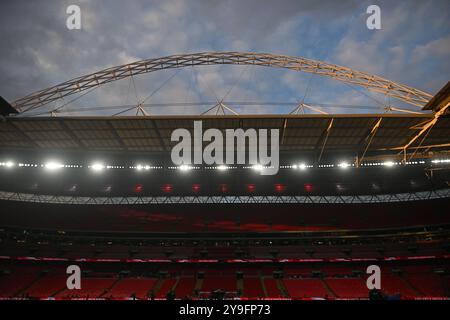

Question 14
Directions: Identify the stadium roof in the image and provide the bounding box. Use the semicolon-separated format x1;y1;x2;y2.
424;80;450;113
1;114;449;159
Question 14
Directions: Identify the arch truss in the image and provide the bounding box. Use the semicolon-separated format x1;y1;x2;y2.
12;52;433;113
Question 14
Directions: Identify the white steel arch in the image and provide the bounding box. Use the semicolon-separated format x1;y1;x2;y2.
12;52;433;113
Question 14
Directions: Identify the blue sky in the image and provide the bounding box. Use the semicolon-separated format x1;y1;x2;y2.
0;0;449;115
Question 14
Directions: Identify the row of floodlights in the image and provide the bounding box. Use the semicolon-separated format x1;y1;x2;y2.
284;160;425;170
0;159;439;172
431;159;450;164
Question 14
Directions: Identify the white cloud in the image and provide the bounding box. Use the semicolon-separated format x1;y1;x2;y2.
411;36;450;64
1;0;448;115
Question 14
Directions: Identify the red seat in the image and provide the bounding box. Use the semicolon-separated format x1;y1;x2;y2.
243;277;264;298
284;279;328;299
202;276;236;292
108;278;157;299
263;278;282;298
325;278;368;298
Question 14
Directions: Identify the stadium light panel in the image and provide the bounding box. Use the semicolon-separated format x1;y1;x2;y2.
44;161;64;171
219;184;228;193
192;184;201;193
217;165;228;171
161;184;173;193
304;183;314;193
299;163;307;170
274;183;286;193
179;164;192;171
4;161;14;168
252;164;263;171
136;164;151;171
383;161;396;167
338;162;350;169
246;183;256;193
134;184;144;193
90;163;105;172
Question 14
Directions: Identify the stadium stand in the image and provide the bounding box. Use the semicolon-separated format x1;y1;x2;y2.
283;278;329;299
201;276;237;293
263;278;283;298
243;277;265;298
108;278;157;299
0;258;449;299
325;278;368;299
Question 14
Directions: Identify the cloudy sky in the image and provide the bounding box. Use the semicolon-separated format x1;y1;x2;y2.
0;0;449;115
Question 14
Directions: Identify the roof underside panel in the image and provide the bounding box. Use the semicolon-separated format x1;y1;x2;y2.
0;115;448;157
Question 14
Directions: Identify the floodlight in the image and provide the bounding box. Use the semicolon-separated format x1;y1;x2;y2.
44;161;64;170
252;164;263;171
5;161;14;168
338;162;350;169
90;163;105;172
383;161;395;167
136;164;151;171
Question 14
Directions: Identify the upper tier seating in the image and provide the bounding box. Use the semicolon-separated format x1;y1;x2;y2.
156;278;176;298
56;278;117;298
108;278;157;299
201;276;237;292
263;278;283;298
0;266;42;297
25;275;67;298
174;277;196;298
283;278;329;299
325;278;368;298
243;277;264;298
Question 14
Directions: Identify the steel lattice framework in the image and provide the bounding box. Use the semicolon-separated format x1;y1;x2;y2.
1;189;449;205
12;52;433;113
